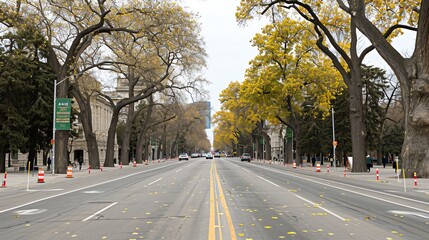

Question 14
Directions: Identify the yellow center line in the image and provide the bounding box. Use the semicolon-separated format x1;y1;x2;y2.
209;161;215;240
214;161;237;240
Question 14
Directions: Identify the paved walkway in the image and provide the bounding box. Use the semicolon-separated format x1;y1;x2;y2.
253;159;429;192
1;163;135;190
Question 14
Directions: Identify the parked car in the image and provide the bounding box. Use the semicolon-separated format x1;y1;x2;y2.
206;153;213;159
214;152;220;158
191;153;199;158
179;153;189;161
241;153;251;162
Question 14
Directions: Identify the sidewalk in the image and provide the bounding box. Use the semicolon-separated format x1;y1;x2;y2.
1;163;128;190
253;159;429;192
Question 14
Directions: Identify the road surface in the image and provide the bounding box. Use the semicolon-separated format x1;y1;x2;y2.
0;158;428;239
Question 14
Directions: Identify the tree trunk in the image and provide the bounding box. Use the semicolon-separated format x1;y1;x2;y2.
105;110;120;167
136;130;147;163
348;73;367;172
55;74;69;174
0;146;5;173
71;87;100;169
120;102;134;165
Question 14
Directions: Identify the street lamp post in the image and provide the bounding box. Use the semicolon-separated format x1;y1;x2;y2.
51;74;80;174
331;107;337;171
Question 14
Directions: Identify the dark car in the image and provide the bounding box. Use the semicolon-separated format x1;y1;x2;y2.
241;153;251;162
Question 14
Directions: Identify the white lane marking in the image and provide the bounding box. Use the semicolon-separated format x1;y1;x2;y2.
0;162;181;214
250;164;429;214
82;191;104;194
241;168;251;173
147;178;163;186
82;202;118;222
15;209;47;215
26;189;63;192
257;176;279;187
389;210;429;219
176;168;183;173
259;164;429;206
293;194;346;221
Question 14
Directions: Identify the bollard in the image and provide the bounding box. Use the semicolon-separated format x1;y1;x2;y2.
376;168;379;181
37;168;45;183
327;165;330;173
414;172;417;187
1;171;7;187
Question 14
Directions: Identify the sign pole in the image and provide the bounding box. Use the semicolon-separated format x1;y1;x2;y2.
332;107;336;172
52;79;57;175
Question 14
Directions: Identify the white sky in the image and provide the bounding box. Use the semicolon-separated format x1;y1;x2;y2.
183;0;416;145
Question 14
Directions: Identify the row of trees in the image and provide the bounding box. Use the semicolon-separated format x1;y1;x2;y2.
215;0;428;177
0;0;209;173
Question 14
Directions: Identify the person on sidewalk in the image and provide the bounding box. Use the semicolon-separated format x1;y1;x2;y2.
382;155;387;168
78;157;83;170
366;155;373;172
47;157;52;171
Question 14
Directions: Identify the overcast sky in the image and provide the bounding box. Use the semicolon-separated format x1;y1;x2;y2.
183;0;416;146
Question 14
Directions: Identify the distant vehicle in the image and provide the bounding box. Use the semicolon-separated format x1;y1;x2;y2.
206;153;213;159
226;153;232;157
241;153;251;162
214;152;220;158
191;153;199;158
220;152;226;157
179;153;189;161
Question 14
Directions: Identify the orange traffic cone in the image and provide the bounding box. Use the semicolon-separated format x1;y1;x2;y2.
316;163;321;172
37;168;45;183
133;160;137;167
66;166;73;178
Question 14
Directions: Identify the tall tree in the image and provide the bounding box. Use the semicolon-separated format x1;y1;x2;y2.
0;0;142;173
342;0;428;177
237;0;415;172
0;26;54;172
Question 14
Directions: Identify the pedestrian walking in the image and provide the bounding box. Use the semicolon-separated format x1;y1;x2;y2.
78;157;83;170
382;155;387;168
47;157;52;171
366;155;373;172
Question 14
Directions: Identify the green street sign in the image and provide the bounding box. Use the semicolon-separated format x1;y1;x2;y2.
55;98;71;130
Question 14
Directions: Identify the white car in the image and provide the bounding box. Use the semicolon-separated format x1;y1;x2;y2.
179;153;189;161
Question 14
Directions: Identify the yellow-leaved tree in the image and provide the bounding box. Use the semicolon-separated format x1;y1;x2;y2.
238;17;343;163
237;0;418;172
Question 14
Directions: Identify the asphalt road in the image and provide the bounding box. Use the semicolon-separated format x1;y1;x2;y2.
0;158;428;240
